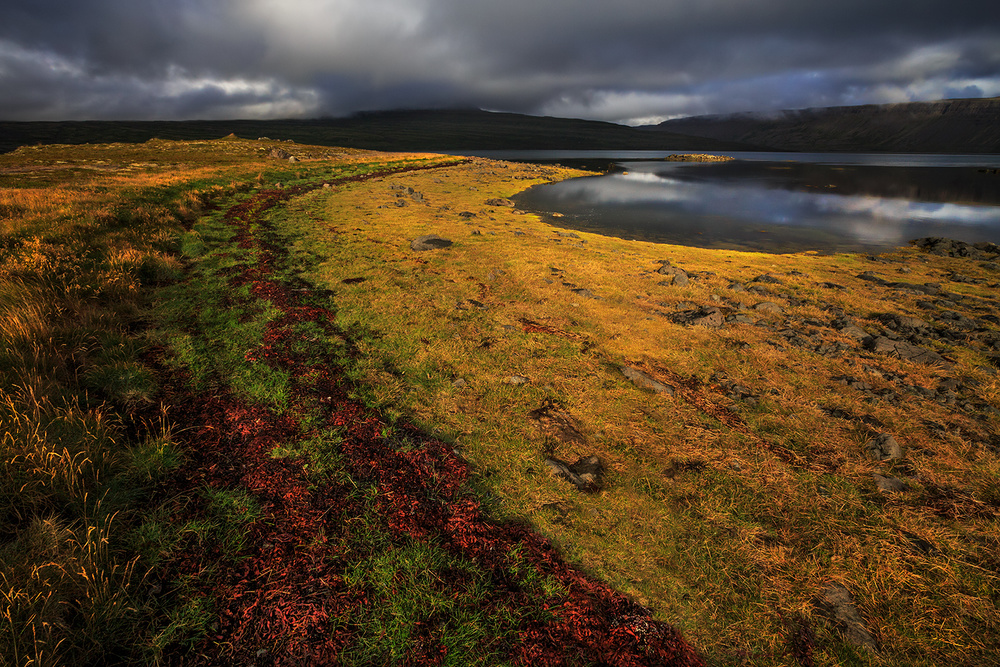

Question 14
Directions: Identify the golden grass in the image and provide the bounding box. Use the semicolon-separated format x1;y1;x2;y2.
0;137;294;664
272;157;1000;665
3;136;998;664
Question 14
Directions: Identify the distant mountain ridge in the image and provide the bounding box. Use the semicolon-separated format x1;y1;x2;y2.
0;109;746;154
648;97;1000;153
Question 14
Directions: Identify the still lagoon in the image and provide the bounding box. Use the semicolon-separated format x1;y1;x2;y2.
469;151;1000;253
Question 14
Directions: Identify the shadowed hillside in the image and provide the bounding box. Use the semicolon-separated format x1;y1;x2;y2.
649;97;1000;153
0;109;747;154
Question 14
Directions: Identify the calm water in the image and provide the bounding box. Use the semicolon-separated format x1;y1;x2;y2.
468;151;1000;253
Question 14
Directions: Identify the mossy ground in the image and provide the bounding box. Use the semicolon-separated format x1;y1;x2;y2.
1;137;998;665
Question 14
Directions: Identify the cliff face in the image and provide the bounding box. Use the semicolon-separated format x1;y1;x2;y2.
650;97;1000;153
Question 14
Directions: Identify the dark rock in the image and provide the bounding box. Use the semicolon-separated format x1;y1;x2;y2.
873;473;909;493
752;273;784;284
458;211;477;218
570;287;598;299
863;336;951;367
545;455;605;492
857;271;888;285
657;265;689;286
410;235;453;251
485;197;515;207
269;148;291;160
674;306;725;328
912;237;1000;259
816;583;879;653
728;282;747;292
754;301;784;315
818;281;846;290
621;366;674;395
864;433;903;461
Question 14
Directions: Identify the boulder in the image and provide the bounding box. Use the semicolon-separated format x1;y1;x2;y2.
864;433;902;461
657;265;690;286
754;301;784;315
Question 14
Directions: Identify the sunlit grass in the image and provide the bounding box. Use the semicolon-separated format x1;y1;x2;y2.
269;158;1000;665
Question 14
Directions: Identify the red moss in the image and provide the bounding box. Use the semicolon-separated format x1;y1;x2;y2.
156;166;705;665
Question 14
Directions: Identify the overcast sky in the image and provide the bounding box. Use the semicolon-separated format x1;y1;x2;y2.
2;0;999;124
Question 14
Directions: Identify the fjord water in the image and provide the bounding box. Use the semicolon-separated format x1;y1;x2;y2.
495;151;1000;253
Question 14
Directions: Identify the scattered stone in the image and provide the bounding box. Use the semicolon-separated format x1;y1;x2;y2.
752;273;784;284
873;473;909;493
657;265;689;286
570;287;598;299
410;235;453;251
864;433;903;461
269;148;291;160
833;375;872;392
621;366;674;395
673;306;725;328
503;375;530;385
832;316;869;340
485;197;515;207
857;271;888;285
754;301;784;314
815;583;879;653
864;336;951;367
818;281;846;290
455;299;487;310
458;211;477;218
287;156;299;163
545;455;605;492
728;282;747;292
452;378;468;388
877;313;930;333
911;237;1000;260
555;231;580;238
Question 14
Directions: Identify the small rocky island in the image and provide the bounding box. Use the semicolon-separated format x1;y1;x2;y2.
660;153;736;162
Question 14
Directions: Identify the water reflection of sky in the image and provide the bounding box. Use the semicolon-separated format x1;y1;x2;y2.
519;163;1000;252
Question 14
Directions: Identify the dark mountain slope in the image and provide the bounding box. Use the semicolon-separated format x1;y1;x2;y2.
649;97;1000;153
0;109;747;154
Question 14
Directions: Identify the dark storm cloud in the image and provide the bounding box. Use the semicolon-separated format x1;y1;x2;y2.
1;0;998;122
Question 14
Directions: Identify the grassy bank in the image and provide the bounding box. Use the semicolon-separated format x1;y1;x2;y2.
272;158;1000;665
1;137;998;665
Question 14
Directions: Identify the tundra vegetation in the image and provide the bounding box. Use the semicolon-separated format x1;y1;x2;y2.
1;136;998;666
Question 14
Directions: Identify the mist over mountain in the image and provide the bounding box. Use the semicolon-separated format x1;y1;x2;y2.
647;97;1000;153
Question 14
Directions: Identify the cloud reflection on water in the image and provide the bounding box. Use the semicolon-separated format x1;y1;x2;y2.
524;164;1000;251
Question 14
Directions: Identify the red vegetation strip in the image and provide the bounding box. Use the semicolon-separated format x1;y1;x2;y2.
157;168;705;665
